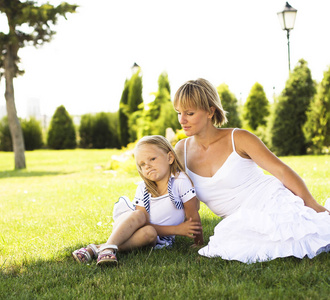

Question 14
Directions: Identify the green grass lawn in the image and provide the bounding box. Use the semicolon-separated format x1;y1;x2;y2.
0;150;329;299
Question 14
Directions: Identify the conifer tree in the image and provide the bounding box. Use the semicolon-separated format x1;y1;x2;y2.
118;66;144;146
243;82;269;131
47;105;76;149
141;72;179;137
304;66;330;153
271;59;316;156
118;80;130;147
217;83;241;128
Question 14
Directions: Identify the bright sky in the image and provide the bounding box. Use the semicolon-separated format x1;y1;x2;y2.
1;0;330;118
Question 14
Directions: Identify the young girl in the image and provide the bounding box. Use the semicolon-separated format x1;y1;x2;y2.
72;135;203;266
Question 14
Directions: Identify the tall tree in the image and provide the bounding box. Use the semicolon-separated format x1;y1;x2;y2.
118;66;143;146
271;59;316;156
118;80;130;147
0;0;77;169
141;72;180;137
128;69;143;113
217;83;241;128
243;82;269;131
304;66;330;153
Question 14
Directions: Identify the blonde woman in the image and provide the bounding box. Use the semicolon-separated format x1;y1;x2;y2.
174;78;330;263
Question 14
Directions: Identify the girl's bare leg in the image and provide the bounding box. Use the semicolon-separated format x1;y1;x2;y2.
106;210;147;246
74;210;157;262
98;210;156;255
117;225;157;251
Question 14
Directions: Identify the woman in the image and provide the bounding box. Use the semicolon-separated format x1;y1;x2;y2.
174;78;330;263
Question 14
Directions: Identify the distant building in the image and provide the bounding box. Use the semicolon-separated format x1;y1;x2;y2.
27;98;41;120
0;105;6;119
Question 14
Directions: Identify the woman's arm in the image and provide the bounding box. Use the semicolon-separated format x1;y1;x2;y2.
235;129;329;213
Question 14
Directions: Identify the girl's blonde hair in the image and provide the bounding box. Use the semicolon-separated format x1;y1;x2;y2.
173;78;228;127
134;135;188;197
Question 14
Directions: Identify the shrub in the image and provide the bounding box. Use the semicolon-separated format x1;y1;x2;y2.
47;105;76;149
0;117;12;151
79;112;120;149
21;118;43;150
0;117;43;151
79;114;94;148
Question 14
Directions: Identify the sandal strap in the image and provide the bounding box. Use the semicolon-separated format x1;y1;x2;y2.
97;250;117;263
88;244;98;258
98;244;118;253
74;247;92;262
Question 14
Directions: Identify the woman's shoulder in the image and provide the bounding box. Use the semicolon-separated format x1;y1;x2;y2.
174;138;187;152
232;128;261;143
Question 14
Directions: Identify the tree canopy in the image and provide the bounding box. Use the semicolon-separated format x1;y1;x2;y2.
0;0;77;168
271;59;316;156
217;83;242;128
304;65;330;153
243;82;269;131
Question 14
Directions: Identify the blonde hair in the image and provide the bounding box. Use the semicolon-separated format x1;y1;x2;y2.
173;78;228;127
134;135;188;197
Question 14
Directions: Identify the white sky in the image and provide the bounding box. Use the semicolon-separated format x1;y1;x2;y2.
1;0;330;118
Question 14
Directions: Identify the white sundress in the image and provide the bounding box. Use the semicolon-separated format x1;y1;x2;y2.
184;129;330;263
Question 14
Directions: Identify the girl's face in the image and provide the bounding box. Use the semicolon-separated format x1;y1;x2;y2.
135;144;174;187
175;105;214;136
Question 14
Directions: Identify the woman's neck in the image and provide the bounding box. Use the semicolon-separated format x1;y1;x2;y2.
193;126;222;150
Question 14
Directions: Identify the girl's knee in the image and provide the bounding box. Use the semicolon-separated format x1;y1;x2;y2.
143;225;157;244
131;210;147;226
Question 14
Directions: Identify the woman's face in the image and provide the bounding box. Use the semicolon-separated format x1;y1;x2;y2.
175;105;213;136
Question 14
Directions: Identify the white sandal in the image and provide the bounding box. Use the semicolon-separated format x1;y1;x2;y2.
72;244;98;263
96;245;118;266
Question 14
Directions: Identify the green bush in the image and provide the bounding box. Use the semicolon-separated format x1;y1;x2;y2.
0;116;43;151
0;117;12;151
79;112;120;149
21;118;43;150
92;112;112;149
79;114;94;148
47;105;76;149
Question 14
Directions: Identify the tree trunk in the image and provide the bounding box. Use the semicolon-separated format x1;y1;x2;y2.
4;47;26;169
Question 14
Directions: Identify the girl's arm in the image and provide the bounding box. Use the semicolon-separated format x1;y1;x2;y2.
183;196;204;245
150;218;202;240
235;129;329;213
135;200;203;242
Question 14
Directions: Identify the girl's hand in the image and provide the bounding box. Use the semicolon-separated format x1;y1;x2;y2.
178;217;202;239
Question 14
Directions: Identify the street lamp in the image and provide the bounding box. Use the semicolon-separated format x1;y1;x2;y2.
277;2;297;71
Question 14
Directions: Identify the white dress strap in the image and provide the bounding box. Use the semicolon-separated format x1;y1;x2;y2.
231;128;237;153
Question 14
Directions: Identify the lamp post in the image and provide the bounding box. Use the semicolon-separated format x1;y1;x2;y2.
277;2;297;72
